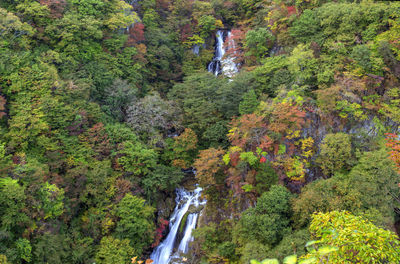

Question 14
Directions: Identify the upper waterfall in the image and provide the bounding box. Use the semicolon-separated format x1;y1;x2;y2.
207;30;239;77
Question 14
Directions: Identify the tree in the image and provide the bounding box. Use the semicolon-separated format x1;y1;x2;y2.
126;92;181;142
36;182;64;220
317;133;352;175
117;141;157;177
245;28;275;60
197;15;218;39
102;79;137;122
168;73;227;138
228;114;269;151
15;238;32;263
141;165;184;199
289;9;321;44
0;178;28;232
172;128;198;168
32;233;71;264
303;211;400;263
0;8;34;49
95;236;136;264
194;148;226;187
79;123;112;160
287;44;318;85
293;148;398;228
239;89;259;115
113;194;155;255
234;185;292;247
385;133;400;173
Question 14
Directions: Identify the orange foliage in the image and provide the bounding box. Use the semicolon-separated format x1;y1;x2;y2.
225;28;246;65
269;102;306;134
172;159;187;168
228;114;267;150
115;179;132;202
226;167;243;195
174;128;198;151
194;148;225;187
39;0;66;18
0;95;6;118
127;23;145;44
385;133;400;173
80;123;112;160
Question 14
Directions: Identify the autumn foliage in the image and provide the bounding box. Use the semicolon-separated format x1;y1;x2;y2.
194;148;225;187
385;133;400;173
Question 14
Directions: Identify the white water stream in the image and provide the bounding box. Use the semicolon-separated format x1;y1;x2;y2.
150;187;205;264
207;30;239;77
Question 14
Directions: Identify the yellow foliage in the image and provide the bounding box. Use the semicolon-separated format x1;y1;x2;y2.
300;137;314;159
215;19;224;28
286;129;301;139
229;146;243;153
105;1;139;30
101;217;114;235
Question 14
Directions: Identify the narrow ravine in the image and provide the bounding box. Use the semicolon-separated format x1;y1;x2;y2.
151;29;240;263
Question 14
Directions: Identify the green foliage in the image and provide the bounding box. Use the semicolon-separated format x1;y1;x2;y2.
2;0;400;261
294;148;399;228
0;254;10;264
37;182;65;220
0;7;34;49
305;211;400;263
95;236;136;264
242;242;271;264
245;28;275;59
168;73;227;141
171;128;198;168
255;161;278;194
291;2;400;49
234;185;292;247
317;133;352;175
117;141;157;177
0;178;28;232
287;44;318;85
266;229;310;261
239;151;258;166
141;165;184;199
113;194;155;255
32;233;71;264
15;238;32;263
218;241;237;259
239;89;259;115
253;56;290;96
198;15;218;38
102;79;137;122
290;10;321;44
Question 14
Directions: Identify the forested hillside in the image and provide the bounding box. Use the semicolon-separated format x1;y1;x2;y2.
1;0;400;263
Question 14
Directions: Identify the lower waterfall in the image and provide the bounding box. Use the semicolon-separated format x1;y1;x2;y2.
150;187;205;264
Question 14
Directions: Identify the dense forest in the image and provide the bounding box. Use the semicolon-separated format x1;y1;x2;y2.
1;0;400;263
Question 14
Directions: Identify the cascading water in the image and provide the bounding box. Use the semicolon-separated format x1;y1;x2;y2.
221;31;239;78
208;30;239;77
150;187;205;264
208;30;225;76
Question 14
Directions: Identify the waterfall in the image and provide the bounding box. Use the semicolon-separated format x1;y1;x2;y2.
150;187;205;264
208;30;239;77
208;30;225;76
175;213;198;254
192;45;200;56
221;31;239;78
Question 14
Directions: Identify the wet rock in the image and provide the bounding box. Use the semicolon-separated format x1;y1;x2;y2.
157;196;176;220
